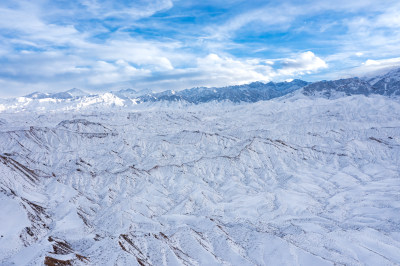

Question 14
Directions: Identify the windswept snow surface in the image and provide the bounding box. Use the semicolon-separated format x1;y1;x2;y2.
0;93;400;265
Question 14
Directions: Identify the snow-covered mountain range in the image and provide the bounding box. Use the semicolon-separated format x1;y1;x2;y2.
1;68;400;114
1;68;400;265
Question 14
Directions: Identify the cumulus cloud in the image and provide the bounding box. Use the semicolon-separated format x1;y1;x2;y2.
278;51;328;76
350;57;400;76
192;51;327;87
195;54;274;85
90;40;176;71
87;60;151;85
131;51;327;90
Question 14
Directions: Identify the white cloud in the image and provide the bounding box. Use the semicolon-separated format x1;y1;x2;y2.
194;51;327;86
0;0;179;89
99;40;176;71
329;3;400;61
278;51;328;76
195;53;273;84
0;46;328;95
205;0;398;41
0;3;86;50
87;60;151;85
350;57;400;76
207;4;300;40
155;51;328;89
347;7;400;31
79;0;173;19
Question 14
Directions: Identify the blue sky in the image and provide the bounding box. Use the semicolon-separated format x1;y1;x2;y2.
0;0;400;97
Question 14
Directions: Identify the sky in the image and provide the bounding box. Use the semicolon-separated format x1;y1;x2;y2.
0;0;400;97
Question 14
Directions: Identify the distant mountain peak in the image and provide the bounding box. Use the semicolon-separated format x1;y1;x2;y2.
23;88;88;99
66;88;88;97
24;91;50;99
118;88;137;93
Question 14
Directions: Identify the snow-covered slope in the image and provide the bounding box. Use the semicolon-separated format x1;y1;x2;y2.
1;93;400;265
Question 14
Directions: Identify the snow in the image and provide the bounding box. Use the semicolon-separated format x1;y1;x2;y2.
0;194;31;259
0;93;399;265
0;68;400;265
